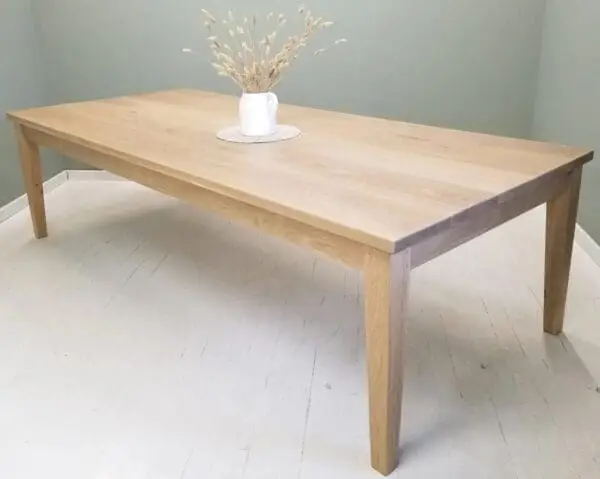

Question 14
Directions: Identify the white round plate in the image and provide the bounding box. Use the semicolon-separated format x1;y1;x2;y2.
216;125;301;144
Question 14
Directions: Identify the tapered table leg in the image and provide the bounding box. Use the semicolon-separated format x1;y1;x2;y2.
364;248;411;475
544;167;582;335
15;125;47;239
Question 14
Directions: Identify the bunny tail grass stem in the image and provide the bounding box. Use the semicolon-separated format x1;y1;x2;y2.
195;7;346;93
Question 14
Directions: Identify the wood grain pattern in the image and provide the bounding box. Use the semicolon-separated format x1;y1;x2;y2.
544;167;583;335
364;249;411;475
15;125;47;239
7;89;593;254
411;166;578;268
23;127;367;269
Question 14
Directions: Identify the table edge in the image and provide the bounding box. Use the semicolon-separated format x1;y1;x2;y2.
392;150;593;253
8;114;595;257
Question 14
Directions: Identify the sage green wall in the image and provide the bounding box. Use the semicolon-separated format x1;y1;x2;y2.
0;0;67;209
533;0;600;242
33;0;545;145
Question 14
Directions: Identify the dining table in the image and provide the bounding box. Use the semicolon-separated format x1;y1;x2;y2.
7;89;594;475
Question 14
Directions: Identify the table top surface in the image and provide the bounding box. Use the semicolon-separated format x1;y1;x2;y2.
8;89;593;252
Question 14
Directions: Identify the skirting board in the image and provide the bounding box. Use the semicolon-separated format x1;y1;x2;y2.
0;171;68;224
2;169;600;268
66;170;125;182
0;170;122;225
575;226;600;269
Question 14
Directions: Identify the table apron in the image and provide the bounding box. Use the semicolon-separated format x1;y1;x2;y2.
23;125;370;269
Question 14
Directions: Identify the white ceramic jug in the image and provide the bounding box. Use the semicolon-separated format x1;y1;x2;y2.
239;92;279;137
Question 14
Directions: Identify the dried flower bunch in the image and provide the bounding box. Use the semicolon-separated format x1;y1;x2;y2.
184;6;346;93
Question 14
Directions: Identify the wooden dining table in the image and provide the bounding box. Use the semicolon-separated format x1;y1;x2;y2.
7;90;594;476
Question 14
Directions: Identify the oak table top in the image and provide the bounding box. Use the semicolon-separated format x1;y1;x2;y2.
8;89;592;254
7;90;594;476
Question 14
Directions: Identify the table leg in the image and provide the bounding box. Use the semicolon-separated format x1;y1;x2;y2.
364;248;410;476
15;125;47;239
544;167;582;335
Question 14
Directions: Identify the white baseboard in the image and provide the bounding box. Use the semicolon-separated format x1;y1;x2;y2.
66;170;125;182
0;171;68;224
575;225;600;268
0;169;125;226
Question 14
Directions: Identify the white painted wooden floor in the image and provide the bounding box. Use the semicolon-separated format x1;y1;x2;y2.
1;179;600;479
